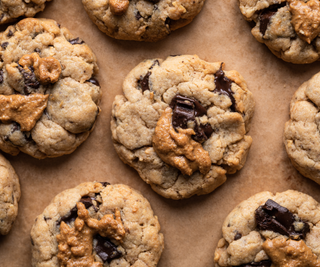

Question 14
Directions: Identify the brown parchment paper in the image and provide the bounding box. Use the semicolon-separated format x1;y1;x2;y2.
2;0;320;266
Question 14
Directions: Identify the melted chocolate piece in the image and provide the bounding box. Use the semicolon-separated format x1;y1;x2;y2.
237;260;272;267
259;3;286;36
169;94;214;142
18;65;40;94
69;37;85;45
7;30;13;37
255;199;310;239
94;234;122;263
214;66;236;112
138;60;159;92
86;77;100;87
1;42;8;50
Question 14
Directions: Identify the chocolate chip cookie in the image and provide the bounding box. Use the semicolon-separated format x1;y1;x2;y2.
214;190;320;267
284;72;320;183
111;55;255;199
239;0;320;64
0;0;52;25
82;0;206;41
0;153;20;235
0;18;101;159
31;182;164;267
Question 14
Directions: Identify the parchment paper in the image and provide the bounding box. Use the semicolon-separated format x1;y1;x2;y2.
1;0;320;266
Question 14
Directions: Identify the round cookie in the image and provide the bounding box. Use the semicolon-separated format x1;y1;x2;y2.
239;0;320;64
82;0;206;42
284;72;320;183
0;18;101;159
0;153;20;235
31;182;164;267
111;55;255;199
0;0;52;25
214;190;320;267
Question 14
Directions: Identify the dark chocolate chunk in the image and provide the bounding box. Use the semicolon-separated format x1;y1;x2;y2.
1;42;8;50
214;65;236;112
100;182;110;187
0;69;3;83
86;77;100;87
237;260;272;267
169;94;214;142
165;17;171;25
69;37;85;45
148;0;160;3
259;3;286;36
34;48;41;53
255;199;310;239
135;11;142;20
234;232;242;240
7;30;13;37
18;65;40;94
94;234;122;263
59;196;97;225
0;14;4;22
138;60;159;92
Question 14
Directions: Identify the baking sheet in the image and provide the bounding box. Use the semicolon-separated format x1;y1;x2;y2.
2;0;320;266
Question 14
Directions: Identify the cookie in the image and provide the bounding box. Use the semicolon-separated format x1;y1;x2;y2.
82;0;206;42
0;18;101;159
0;153;20;235
284;72;320;183
111;55;255;199
0;0;52;25
239;0;320;64
214;190;320;267
31;182;164;267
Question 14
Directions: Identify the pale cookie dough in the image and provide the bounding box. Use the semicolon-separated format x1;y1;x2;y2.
0;0;52;25
111;55;255;199
284;72;320;184
214;190;320;267
0;153;20;235
0;18;101;159
239;0;320;64
82;0;206;42
31;182;164;267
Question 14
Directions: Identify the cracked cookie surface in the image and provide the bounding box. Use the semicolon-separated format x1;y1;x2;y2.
239;0;320;64
214;190;320;267
82;0;206;42
284;72;320;184
31;182;164;267
0;153;20;235
0;18;101;159
111;55;255;199
0;0;52;25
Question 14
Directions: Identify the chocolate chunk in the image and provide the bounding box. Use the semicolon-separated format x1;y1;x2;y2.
18;65;40;94
34;48;41;53
259;3;286;35
214;66;236;112
135;11;142;20
237;260;272;267
1;42;8;50
59;196;97;225
255;199;310;239
94;234;122;263
138;60;159;92
148;0;160;3
7;30;13;37
0;70;3;84
100;182;110;187
169;94;214;142
69;37;84;45
0;14;4;22
234;232;242;240
165;17;171;25
86;77;100;87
